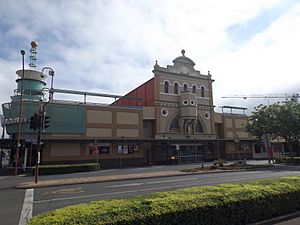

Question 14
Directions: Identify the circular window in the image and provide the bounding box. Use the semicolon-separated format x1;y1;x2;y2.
161;108;169;117
204;112;210;120
190;100;195;105
182;100;188;106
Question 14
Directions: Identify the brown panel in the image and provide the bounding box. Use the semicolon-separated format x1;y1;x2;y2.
111;78;155;107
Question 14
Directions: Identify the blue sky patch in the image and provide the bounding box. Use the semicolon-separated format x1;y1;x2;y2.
227;0;298;46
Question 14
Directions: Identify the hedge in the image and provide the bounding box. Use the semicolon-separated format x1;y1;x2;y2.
31;163;100;175
28;176;300;225
276;157;300;165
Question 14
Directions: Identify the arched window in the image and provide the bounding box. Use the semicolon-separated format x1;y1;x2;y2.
170;117;179;131
164;81;169;93
183;84;188;92
192;85;197;94
174;82;179;94
201;86;205;97
196;121;203;133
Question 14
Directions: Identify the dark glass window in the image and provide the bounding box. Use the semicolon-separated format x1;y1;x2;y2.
183;84;188;92
174;83;179;94
170;117;179;131
192;85;197;93
201;86;205;97
196;121;203;133
164;81;169;93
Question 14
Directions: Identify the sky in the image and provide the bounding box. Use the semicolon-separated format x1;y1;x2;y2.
1;0;300;115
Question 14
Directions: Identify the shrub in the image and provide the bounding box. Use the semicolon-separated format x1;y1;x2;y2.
31;163;100;176
276;157;300;165
28;176;300;225
217;159;224;167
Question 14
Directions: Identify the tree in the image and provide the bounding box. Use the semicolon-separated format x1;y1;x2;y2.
246;101;300;155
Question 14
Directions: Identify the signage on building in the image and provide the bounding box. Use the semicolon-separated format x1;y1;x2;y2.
3;116;27;125
234;135;240;143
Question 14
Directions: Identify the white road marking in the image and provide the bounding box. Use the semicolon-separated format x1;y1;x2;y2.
132;168;148;170
146;178;198;184
34;185;191;204
19;188;34;225
34;174;297;204
104;178;199;188
104;183;143;188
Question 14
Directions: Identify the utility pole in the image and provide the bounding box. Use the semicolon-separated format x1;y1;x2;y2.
0;115;5;168
14;50;25;176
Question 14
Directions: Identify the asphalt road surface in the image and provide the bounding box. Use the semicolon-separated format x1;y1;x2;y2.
1;163;300;225
32;169;300;216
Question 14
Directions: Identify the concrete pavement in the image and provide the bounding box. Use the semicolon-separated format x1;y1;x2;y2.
16;167;242;189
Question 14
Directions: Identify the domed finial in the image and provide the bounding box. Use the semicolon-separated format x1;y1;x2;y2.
181;49;185;56
154;60;159;69
31;41;38;48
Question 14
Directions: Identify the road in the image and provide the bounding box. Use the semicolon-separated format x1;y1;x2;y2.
1;162;300;225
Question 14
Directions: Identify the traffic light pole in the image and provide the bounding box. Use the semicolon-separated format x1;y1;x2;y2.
34;126;41;183
34;96;51;183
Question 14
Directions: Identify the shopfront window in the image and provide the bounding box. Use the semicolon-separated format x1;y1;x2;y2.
88;143;110;155
117;145;139;154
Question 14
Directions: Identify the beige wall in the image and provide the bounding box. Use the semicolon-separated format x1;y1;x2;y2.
86;128;112;137
87;110;112;124
225;118;233;128
214;113;223;124
85;106;143;139
226;131;234;138
236;131;249;139
50;144;81;157
117;112;139;125
116;129;139;137
235;119;247;129
143;107;155;119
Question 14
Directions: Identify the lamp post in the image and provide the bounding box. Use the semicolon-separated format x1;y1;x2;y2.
41;67;55;101
14;50;25;176
34;68;54;183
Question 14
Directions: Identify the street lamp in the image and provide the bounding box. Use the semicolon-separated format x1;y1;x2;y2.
14;50;25;176
34;67;54;183
41;67;55;101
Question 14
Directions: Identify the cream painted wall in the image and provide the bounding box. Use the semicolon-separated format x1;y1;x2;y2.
226;131;234;138
50;144;80;157
87;110;112;124
236;131;250;138
225;118;233;128
235;119;247;128
116;129;139;137
143;107;155;119
117;112;139;125
86;128;112;137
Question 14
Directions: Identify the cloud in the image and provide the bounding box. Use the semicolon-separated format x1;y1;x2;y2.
1;0;300;116
226;0;298;45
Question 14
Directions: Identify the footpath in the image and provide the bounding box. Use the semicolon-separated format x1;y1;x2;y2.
14;163;300;224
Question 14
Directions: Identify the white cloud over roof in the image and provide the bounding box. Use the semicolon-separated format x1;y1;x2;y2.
0;0;300;114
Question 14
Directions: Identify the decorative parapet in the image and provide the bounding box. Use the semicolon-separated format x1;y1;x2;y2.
153;50;211;78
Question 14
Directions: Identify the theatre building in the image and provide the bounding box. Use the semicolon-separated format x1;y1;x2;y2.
1;49;253;168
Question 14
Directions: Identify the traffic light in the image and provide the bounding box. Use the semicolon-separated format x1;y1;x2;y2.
29;113;39;131
44;114;50;129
